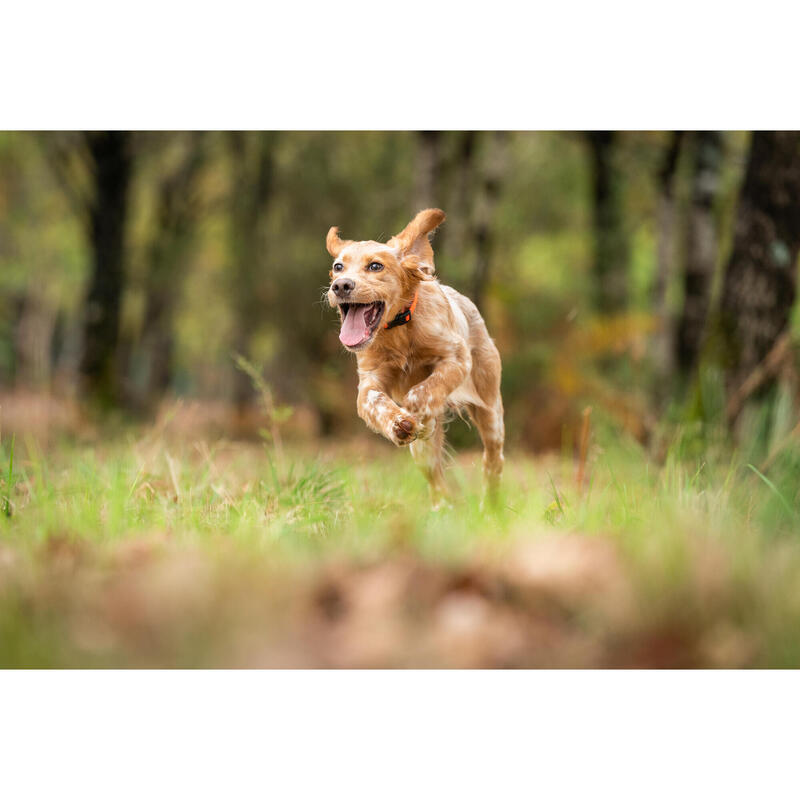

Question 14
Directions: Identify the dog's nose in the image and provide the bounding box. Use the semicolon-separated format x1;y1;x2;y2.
332;278;355;297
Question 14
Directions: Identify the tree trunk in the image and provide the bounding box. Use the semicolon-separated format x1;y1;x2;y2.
445;131;477;263
675;130;723;373
414;131;443;210
79;131;133;406
141;132;207;408
471;131;508;313
719;131;800;409
652;131;684;381
585;131;629;313
227;132;278;414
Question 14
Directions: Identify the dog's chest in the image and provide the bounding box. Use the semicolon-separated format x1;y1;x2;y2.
387;357;433;402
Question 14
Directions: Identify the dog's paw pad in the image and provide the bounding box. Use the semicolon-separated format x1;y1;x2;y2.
391;416;417;445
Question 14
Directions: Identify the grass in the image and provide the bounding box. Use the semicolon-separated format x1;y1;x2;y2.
1;413;800;667
2;433;14;518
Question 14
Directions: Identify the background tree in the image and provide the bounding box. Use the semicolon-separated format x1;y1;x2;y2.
43;131;134;406
584;131;629;313
80;132;134;405
443;131;478;264
719;131;800;419
676;130;723;374
470;131;508;313
414;131;444;210
652;131;684;381
137;131;207;409
226;131;279;415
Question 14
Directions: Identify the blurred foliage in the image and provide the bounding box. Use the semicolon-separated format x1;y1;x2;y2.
0;130;789;452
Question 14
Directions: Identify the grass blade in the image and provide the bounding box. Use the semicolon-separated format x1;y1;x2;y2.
747;463;795;519
3;434;14;518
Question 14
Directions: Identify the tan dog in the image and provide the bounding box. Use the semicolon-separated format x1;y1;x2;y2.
326;209;504;506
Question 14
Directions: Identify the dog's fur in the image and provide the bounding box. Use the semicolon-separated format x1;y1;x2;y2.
326;209;504;505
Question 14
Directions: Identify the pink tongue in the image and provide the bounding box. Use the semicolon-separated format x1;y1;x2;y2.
340;305;372;347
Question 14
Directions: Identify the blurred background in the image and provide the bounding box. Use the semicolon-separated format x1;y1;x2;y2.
1;131;799;455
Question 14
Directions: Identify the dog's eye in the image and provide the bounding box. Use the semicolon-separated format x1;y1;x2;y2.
367;262;384;272
332;263;344;272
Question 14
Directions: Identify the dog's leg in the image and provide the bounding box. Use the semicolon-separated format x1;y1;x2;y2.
402;341;470;431
357;381;418;446
470;400;504;502
409;415;450;509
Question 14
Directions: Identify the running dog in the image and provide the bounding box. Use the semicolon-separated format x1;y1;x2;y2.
326;209;504;506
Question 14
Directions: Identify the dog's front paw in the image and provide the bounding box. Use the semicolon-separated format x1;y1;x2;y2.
389;412;418;446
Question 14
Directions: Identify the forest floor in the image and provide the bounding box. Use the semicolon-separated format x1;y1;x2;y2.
2;407;800;668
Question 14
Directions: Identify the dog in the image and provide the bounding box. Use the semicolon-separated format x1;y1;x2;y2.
326;208;504;506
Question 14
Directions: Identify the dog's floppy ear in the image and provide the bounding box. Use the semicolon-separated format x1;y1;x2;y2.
326;226;351;258
388;208;446;276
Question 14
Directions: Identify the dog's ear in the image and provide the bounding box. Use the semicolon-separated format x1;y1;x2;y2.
388;208;446;276
326;226;351;258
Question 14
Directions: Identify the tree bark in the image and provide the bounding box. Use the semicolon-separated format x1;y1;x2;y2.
414;131;443;210
676;130;723;373
140;132;207;407
445;131;478;263
79;131;133;406
227;132;278;413
471;131;508;313
719;131;800;408
585;131;629;314
652;131;684;381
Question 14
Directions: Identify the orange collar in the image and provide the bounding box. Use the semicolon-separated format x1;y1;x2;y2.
384;288;419;330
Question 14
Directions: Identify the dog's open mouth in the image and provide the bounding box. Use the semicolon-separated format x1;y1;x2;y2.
338;301;385;349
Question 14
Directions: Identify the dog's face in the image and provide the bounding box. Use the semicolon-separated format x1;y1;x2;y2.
326;240;405;351
326;209;445;352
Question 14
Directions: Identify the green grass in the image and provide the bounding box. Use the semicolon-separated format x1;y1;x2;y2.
2;433;14;518
2;420;800;667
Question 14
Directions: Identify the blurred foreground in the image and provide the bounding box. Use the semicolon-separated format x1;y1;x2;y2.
2;397;800;668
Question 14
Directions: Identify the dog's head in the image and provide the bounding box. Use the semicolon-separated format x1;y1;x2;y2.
326;209;445;351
